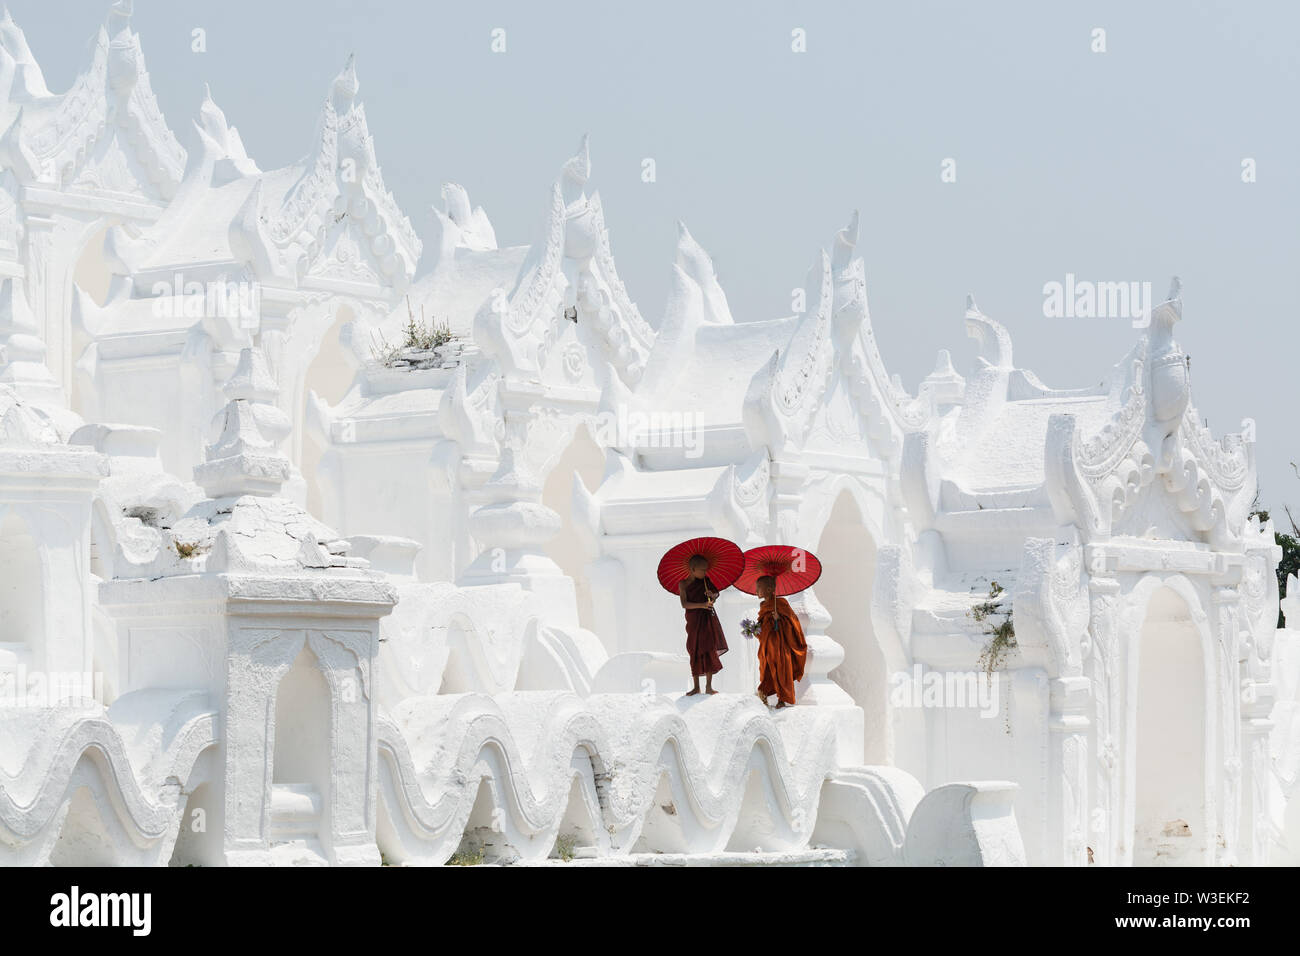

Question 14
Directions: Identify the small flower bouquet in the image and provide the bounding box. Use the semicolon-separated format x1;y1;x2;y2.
740;618;760;639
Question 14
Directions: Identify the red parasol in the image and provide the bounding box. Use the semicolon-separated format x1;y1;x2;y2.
734;545;823;596
656;537;744;594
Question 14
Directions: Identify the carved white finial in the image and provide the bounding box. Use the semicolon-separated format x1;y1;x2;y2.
831;210;860;274
964;294;1013;369
442;182;473;226
674;221;733;325
674;221;709;273
1149;276;1184;343
0;12;49;99
435;182;497;252
560;133;591;205
107;0;133;46
839;209;860;247
197;83;229;140
223;344;281;404
108;0;132;29
921;348;965;406
193;348;292;498
193;85;259;183
331;53;359;113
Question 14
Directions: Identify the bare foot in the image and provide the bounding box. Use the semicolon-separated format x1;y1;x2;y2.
685;688;701;697
775;701;789;709
706;688;719;695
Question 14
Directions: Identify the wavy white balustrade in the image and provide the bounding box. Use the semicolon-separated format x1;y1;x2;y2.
0;691;217;865
377;691;854;864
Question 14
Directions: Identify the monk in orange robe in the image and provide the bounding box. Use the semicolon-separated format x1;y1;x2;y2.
755;575;807;708
679;555;728;695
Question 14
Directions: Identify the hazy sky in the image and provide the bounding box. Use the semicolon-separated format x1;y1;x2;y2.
11;1;1299;510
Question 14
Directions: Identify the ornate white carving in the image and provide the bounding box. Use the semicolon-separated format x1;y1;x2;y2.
745;251;836;453
1077;355;1146;479
262;56;419;289
6;11;185;201
1181;404;1248;493
440;363;502;459
1014;535;1091;677
194;347;292;498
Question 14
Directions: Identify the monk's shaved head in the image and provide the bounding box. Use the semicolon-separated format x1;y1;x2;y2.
689;555;710;571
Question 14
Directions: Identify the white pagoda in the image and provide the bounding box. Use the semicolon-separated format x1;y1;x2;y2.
0;3;1295;867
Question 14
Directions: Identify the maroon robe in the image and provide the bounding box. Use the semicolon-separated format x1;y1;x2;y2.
683;575;728;677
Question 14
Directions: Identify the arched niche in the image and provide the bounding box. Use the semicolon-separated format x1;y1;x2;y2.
1130;583;1213;865
72;225;112;308
301;303;360;519
67;224;110;416
272;643;333;827
814;489;889;761
59;213;123;412
304;304;359;408
539;422;604;632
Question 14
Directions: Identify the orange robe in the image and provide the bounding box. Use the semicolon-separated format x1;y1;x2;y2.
756;596;807;705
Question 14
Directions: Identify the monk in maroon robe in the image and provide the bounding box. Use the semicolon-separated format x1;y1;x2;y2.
755;575;807;708
679;555;728;695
